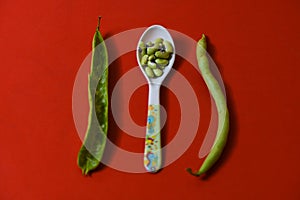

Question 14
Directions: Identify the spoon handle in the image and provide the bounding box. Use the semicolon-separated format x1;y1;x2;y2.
144;84;161;173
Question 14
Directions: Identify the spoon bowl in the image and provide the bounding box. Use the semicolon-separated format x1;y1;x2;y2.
137;25;175;84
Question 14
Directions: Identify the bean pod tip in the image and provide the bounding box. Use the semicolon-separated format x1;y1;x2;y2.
97;16;102;31
186;168;203;176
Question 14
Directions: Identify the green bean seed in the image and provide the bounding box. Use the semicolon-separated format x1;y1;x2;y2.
140;49;146;57
147;42;160;55
147;60;157;69
163;40;173;53
145;67;154;78
155;38;164;44
155;51;170;59
153;68;163;77
154;42;160;49
146;41;154;47
147;47;156;55
139;41;146;49
155;58;168;66
148;54;156;61
141;55;149;65
139;41;146;57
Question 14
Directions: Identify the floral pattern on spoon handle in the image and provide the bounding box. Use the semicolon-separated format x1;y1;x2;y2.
144;104;161;172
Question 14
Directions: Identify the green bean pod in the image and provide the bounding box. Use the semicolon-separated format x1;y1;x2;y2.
186;34;229;176
77;17;109;175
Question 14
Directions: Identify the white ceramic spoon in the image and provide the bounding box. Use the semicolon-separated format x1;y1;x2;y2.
136;25;175;173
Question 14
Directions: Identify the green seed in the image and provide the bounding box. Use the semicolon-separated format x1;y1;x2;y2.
153;42;160;49
155;58;168;66
163;40;173;53
147;47;156;55
147;42;160;55
155;38;163;44
145;67;154;78
155;51;170;59
140;48;146;57
139;41;146;57
146;41;153;47
141;55;149;65
139;41;146;49
153;68;163;77
147;60;157;69
148;55;156;61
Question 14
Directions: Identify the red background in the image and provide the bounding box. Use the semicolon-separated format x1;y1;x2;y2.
1;0;300;199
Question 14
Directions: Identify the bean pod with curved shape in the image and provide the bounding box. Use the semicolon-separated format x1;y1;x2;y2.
77;17;109;175
186;34;229;176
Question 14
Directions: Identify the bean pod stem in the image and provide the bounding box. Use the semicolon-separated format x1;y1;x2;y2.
186;34;229;176
77;17;109;175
